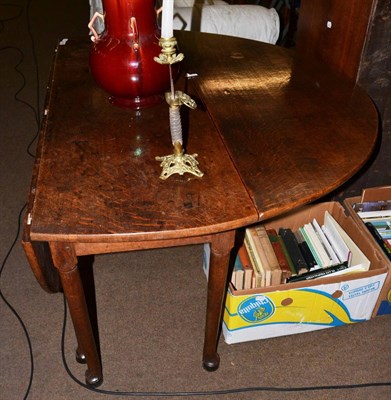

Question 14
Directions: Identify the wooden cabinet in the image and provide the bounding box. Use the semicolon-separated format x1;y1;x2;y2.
295;0;391;197
296;0;374;81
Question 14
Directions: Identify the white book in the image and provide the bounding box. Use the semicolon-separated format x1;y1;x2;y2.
322;212;351;264
357;209;391;219
324;211;370;270
303;223;332;267
312;218;340;265
322;224;349;265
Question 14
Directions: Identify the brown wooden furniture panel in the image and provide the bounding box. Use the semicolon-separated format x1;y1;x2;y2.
177;31;378;220
23;31;378;386
295;0;374;81
29;42;256;242
293;0;390;198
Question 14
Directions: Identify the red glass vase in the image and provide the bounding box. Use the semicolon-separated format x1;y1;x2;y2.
89;0;175;109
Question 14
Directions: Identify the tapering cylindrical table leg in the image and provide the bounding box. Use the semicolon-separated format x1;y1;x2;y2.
50;242;103;387
203;231;235;371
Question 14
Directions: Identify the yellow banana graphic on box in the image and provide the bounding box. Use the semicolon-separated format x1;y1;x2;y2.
224;288;364;331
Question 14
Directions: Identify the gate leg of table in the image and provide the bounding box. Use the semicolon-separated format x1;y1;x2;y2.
203;231;235;372
50;242;103;387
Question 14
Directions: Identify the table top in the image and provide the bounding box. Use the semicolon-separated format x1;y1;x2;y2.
176;31;378;220
27;32;378;244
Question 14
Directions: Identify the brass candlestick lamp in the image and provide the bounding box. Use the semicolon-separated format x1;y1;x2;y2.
154;36;204;180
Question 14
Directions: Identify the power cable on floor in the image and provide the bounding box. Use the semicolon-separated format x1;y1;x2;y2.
0;1;39;398
61;289;391;397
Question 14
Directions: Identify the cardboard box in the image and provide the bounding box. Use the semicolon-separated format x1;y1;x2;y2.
218;202;388;344
344;186;391;316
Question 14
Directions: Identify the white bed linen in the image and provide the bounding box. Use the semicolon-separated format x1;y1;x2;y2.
173;5;279;44
174;0;227;6
88;0;228;34
89;1;279;45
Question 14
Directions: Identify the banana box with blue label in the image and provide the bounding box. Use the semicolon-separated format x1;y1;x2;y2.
211;201;389;344
344;186;391;317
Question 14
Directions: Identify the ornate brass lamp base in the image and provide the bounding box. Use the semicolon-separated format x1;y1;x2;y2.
156;142;204;180
154;37;202;180
154;37;184;65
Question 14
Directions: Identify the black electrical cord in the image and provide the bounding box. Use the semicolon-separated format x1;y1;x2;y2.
0;1;39;399
0;204;33;400
61;293;391;397
0;2;40;126
25;0;40;157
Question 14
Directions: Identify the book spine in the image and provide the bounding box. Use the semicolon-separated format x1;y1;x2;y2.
232;254;244;290
277;234;296;276
244;236;263;287
298;241;317;270
303;223;331;267
323;212;351;264
279;228;308;275
312;218;340;265
267;229;292;283
255;225;282;286
300;226;322;267
248;227;271;286
238;245;254;289
365;222;391;261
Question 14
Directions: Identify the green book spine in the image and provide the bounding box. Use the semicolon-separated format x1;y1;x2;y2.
277;235;296;276
299;226;322;267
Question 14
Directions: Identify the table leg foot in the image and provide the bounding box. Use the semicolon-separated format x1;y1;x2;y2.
202;353;220;372
50;243;103;389
203;231;235;373
85;370;103;387
76;347;87;364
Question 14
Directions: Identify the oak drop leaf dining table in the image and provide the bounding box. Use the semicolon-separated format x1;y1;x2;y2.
22;31;378;386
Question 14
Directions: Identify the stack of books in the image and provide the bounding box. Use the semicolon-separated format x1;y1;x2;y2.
230;211;370;290
352;200;391;261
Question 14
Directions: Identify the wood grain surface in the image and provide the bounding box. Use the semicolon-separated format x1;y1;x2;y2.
28;39;257;243
28;32;378;242
177;31;379;221
22;31;380;382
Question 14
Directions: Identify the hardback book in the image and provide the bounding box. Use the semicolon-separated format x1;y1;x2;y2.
277;234;297;276
246;227;272;286
353;200;391;219
232;254;244;290
302;223;332;267
267;229;292;282
322;211;351;265
299;226;322;267
323;211;370;270
244;233;264;287
365;222;391;261
365;218;391;240
312;218;340;265
238;244;254;289
255;225;282;286
294;230;318;270
278;228;308;275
